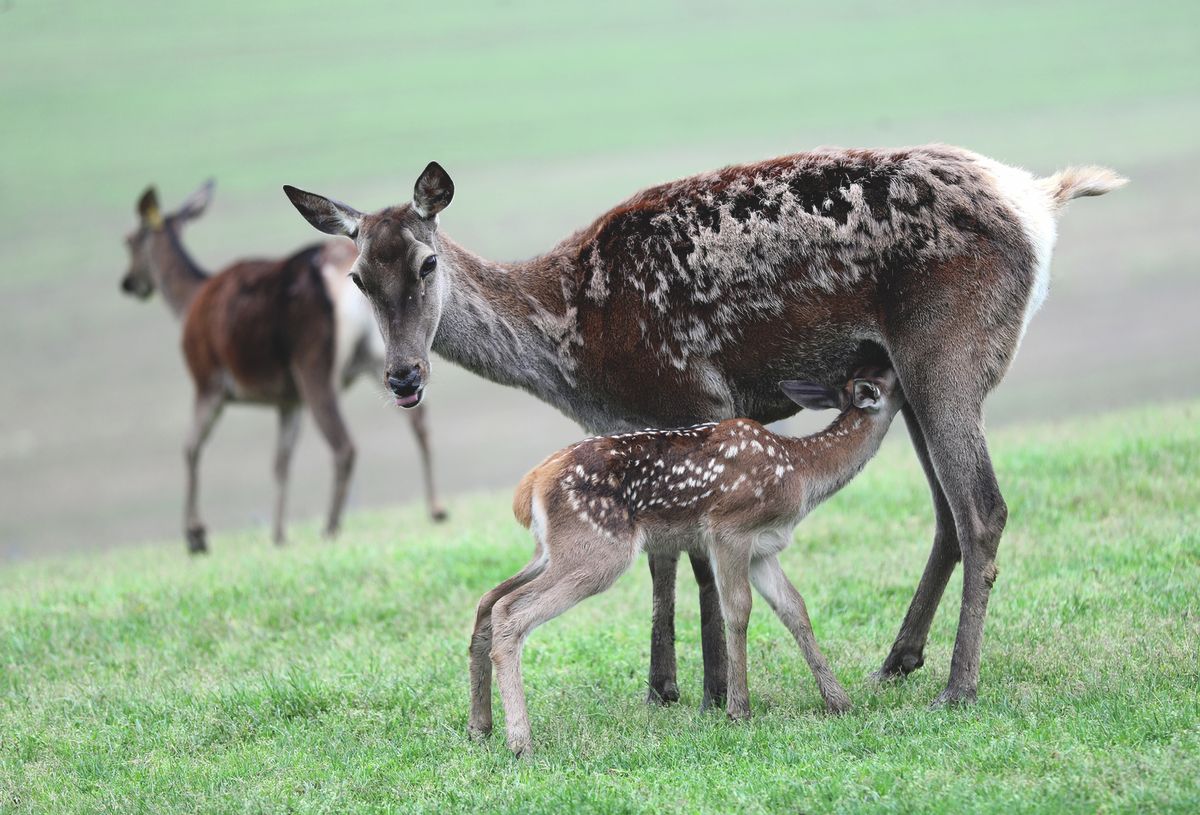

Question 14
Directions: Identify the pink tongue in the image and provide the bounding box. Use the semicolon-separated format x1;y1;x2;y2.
395;393;420;407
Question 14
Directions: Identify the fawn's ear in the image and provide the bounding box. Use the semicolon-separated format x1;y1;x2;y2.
283;185;364;238
852;380;883;410
412;161;454;219
175;179;215;223
137;186;163;227
779;380;840;410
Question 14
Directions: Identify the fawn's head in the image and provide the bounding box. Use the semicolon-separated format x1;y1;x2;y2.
778;367;902;414
121;181;214;299
283;162;454;409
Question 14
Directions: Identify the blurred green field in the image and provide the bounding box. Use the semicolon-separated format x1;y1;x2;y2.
1;0;1198;556
2;402;1197;813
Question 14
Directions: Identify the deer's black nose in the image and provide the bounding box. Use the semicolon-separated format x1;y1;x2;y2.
386;367;422;397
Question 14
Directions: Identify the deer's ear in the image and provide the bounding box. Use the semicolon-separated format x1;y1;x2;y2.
852;380;883;410
283;185;363;238
175;179;215;222
779;380;840;411
137;186;163;226
413;161;454;219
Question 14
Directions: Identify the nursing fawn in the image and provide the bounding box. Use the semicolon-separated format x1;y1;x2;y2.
471;368;903;757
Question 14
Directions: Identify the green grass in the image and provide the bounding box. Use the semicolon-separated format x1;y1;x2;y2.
2;402;1197;813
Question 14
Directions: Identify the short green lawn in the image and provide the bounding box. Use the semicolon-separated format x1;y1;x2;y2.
2;402;1198;814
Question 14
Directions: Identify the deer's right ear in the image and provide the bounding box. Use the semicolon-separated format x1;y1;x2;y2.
779;380;840;411
413;161;454;219
283;185;363;239
137;186;162;226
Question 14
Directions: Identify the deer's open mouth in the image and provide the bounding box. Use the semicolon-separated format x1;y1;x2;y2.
395;388;423;409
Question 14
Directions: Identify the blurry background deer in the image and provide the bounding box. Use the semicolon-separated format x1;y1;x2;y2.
1;0;1197;559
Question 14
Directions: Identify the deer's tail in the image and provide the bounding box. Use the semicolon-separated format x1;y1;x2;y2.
1038;166;1127;211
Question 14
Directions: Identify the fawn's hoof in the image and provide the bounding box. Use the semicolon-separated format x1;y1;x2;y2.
431;507;449;523
646;678;680;706
185;526;209;555
870;649;925;683
931;684;977;709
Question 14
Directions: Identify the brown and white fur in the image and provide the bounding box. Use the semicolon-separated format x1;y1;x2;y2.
472;370;902;756
284;146;1124;709
121;182;446;553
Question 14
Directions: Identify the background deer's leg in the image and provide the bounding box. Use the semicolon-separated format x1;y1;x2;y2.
271;403;302;545
405;403;447;522
183;388;224;554
292;364;354;539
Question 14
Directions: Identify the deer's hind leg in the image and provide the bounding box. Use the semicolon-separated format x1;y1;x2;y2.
404;403;447;522
490;525;636;758
183;386;225;554
292;361;355;539
271;403;302;546
750;554;851;713
468;545;548;741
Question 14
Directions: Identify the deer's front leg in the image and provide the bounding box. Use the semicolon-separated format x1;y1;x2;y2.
690;550;728;710
646;551;680;704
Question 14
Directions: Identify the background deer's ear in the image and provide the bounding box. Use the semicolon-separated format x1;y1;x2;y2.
779;380;840;410
137;186;163;227
413;161;454;219
175;179;215;223
852;380;883;409
283;185;364;238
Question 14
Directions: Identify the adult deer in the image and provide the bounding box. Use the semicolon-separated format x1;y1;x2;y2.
285;146;1123;707
121;181;446;554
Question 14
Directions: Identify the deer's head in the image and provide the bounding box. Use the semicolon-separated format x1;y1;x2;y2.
283;163;454;409
121;181;213;299
778;367;902;413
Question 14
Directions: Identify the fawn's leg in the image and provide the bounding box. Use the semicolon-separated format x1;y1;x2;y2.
468;548;547;740
749;555;851;713
491;547;630;758
707;542;752;720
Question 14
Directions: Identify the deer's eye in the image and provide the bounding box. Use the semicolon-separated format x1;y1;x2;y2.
349;272;365;293
420;254;438;278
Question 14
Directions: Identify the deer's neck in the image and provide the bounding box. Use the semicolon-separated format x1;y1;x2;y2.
149;226;208;318
433;234;585;418
787;405;899;508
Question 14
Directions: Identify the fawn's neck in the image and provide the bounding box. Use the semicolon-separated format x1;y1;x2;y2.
148;224;208;318
786;404;899;508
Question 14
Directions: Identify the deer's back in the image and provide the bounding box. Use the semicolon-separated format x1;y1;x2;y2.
561;145;1037;426
182;244;335;402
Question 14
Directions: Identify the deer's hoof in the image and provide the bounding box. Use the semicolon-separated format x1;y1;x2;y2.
871;650;924;683
185;526;209;555
700;689;728;713
467;723;492;742
726;703;752;722
646;678;680;706
825;690;853;716
931;684;977;709
322;526;339;542
431;507;449;523
507;735;533;759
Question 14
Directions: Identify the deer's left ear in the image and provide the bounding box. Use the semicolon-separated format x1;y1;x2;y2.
852;380;883;410
779;380;840;411
413;161;454;219
175;179;215;223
